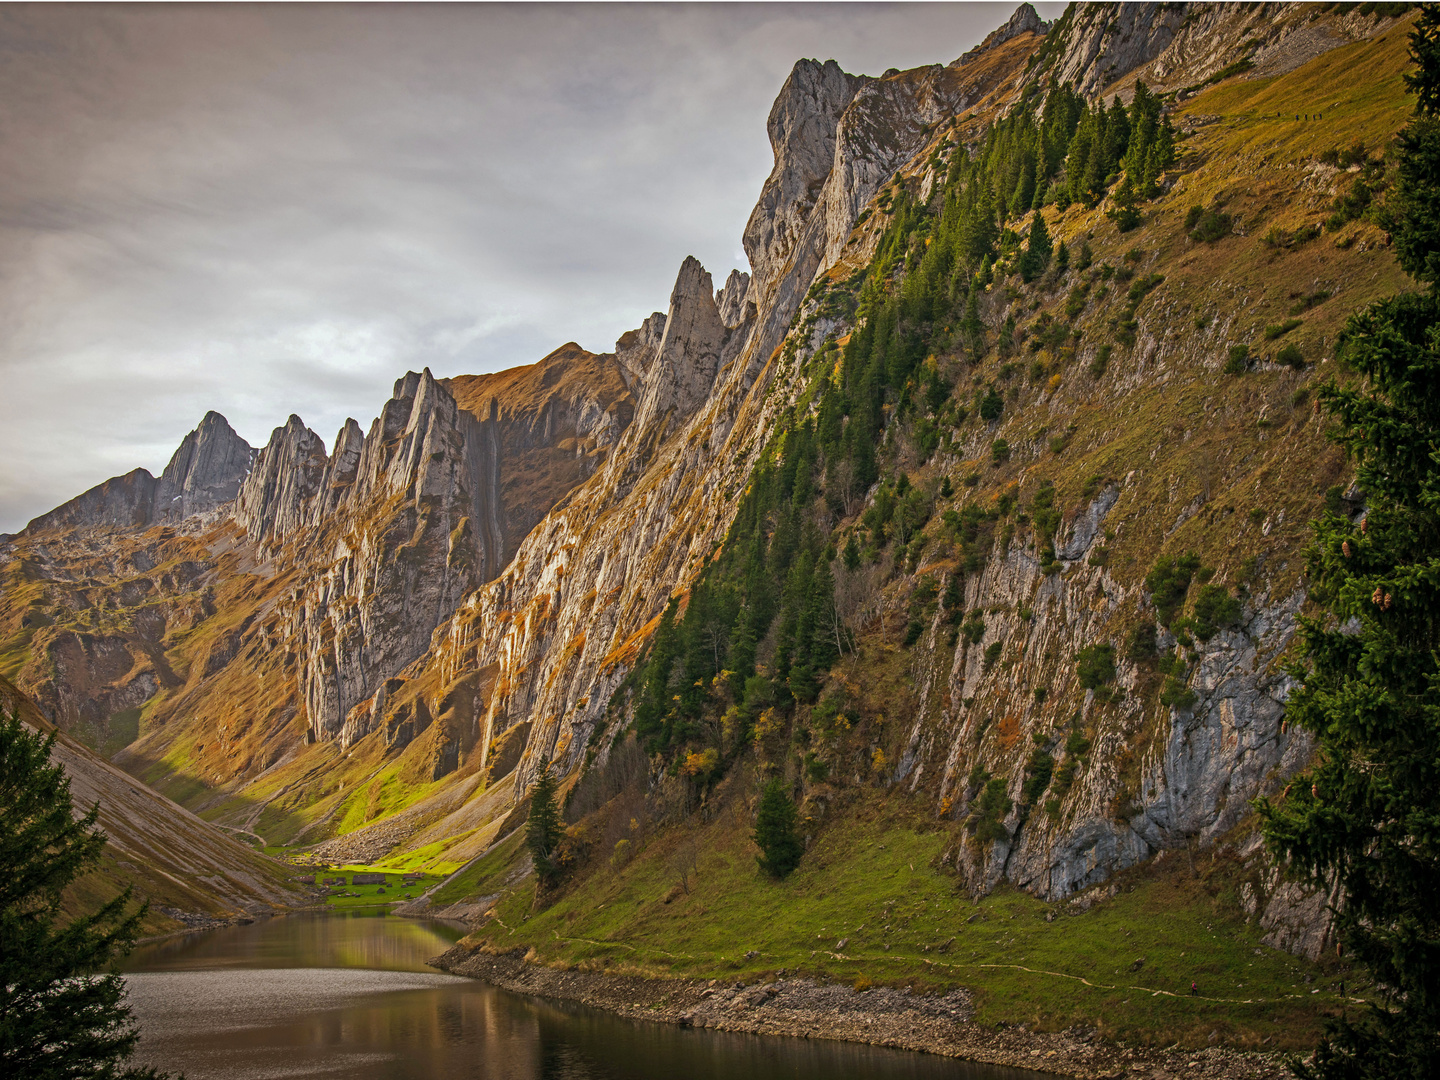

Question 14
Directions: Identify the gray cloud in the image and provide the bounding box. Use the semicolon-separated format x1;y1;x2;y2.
0;2;1064;532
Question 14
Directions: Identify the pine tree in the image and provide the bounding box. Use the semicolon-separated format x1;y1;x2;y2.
1108;173;1142;233
753;778;803;878
526;763;565;884
0;709;167;1080
1020;211;1052;283
1257;14;1440;1075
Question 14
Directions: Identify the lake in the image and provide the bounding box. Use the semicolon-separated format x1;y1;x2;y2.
123;909;1040;1080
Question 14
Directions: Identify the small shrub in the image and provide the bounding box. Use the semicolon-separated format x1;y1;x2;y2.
1089;343;1112;378
969;776;1013;843
1065;729;1091;758
1127;622;1159;662
1263;318;1303;340
1145;551;1202;626
1127;273;1165;305
1160;675;1198;711
803;752;831;783
1192;583;1242;639
1022;750;1055;804
1288;290;1332;315
1075;643;1117;690
1184;204;1204;230
983;641;1004;672
961;613;985;645
1189;210;1233;243
1276;342;1305;369
1223;343;1251;374
979;388;1005;422
991;438;1011;464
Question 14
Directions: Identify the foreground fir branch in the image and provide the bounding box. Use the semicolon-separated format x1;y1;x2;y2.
0;710;169;1080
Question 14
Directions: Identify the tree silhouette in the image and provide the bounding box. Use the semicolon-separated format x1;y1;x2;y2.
0;709;168;1079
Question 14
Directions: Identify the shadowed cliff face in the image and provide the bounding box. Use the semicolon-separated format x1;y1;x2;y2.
0;3;1416;939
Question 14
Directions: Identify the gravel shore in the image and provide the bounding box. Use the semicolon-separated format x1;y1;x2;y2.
431;943;1292;1080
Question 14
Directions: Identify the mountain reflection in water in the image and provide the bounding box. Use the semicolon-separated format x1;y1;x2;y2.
123;910;1040;1080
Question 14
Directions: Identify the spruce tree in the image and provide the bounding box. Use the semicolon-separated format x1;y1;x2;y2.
753;778;803;878
0;709;166;1080
1020;212;1052;283
1108;173;1142;233
1257;12;1440;1076
526;763;564;885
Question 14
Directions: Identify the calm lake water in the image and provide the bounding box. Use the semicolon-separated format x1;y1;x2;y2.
123;910;1038;1080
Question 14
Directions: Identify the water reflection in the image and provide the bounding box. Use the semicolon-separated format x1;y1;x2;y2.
123;911;1041;1080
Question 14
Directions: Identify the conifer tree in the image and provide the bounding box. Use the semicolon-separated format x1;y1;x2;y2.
1020;212;1052;282
753;778;803;878
1108;173;1142;233
0;709;166;1080
526;763;564;884
1258;11;1440;1075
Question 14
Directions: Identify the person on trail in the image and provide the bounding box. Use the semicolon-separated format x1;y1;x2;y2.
1190;981;1198;996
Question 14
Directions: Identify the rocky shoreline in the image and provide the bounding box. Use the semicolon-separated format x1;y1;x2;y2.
431;943;1292;1080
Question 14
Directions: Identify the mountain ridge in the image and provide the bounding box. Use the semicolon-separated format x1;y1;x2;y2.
0;8;1419;1037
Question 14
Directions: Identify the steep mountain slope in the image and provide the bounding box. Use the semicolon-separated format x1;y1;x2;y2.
0;674;307;934
0;6;1419;1025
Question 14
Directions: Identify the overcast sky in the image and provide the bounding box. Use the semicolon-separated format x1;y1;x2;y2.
0;2;1065;533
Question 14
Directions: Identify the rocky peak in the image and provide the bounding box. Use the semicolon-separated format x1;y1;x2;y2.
23;411;255;534
631;256;729;434
743;59;868;305
232;415;329;546
959;2;1048;64
23;469;161;534
716;269;752;330
614;312;667;391
156;411;255;522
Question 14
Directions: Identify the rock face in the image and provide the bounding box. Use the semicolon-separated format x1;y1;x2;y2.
892;496;1312;901
273;369;508;742
25;412;254;533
